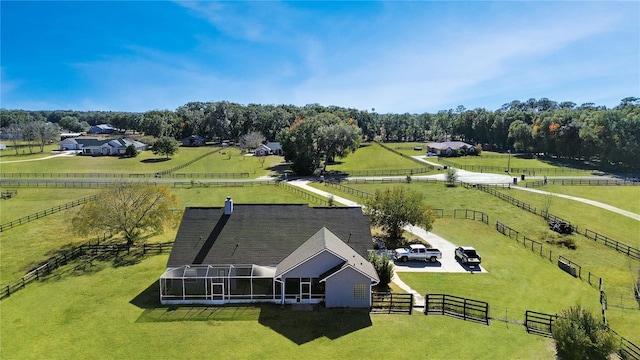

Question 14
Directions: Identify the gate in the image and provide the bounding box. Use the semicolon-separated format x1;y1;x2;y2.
370;292;413;314
524;310;557;337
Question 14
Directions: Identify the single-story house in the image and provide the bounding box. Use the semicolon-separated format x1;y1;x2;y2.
426;141;476;156
182;135;206;147
59;137;147;155
88;124;116;134
254;141;283;156
159;199;379;308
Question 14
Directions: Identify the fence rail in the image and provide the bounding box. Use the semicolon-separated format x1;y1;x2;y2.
524;310;557;337
370;292;413;314
437;158;592;175
583;229;640;260
0;180;158;188
546;178;640;186
424;293;489;325
172;180;277;188
0;241;174;300
343;167;434;177
0;195;98;232
279;182;330;206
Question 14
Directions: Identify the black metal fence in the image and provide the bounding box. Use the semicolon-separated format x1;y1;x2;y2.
437;158;592;175
583;229;640;260
424;293;490;325
279;182;330;206
344;167;433;177
370;292;414;314
172;180;277;188
0;180;159;188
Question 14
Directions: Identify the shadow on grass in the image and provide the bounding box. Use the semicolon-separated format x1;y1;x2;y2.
140;158;170;163
130;281;372;344
266;162;291;176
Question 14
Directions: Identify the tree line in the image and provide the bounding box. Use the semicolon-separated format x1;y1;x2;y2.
1;97;638;166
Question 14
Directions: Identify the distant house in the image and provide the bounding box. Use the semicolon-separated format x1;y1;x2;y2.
426;141;476;157
182;135;206;147
59;137;147;155
159;199;379;308
0;143;6;151
88;124;116;134
254;141;283;156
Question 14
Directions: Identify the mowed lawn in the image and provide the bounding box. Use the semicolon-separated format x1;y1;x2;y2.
539;185;640;214
0;255;556;360
325;142;425;172
1;146;286;179
440;152;593;175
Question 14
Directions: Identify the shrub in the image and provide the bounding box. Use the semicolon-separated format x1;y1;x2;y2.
552;306;617;360
368;252;394;286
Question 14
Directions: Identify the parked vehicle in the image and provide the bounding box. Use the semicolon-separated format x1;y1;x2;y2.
394;244;442;263
455;246;482;266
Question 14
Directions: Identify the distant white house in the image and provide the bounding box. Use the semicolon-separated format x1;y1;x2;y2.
254;142;283;156
59;137;147;156
426;141;476;157
0;143;6;151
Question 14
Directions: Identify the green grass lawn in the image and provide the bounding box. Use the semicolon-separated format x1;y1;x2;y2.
540;185;640;214
0;255;556;360
2;145;638;356
0;146;288;179
507;187;640;247
0;144;59;160
440;152;594;176
326;142;424;172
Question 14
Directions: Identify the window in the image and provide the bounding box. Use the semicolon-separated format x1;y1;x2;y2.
353;283;367;300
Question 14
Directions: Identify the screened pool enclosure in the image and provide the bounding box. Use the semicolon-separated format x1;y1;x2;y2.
159;264;325;305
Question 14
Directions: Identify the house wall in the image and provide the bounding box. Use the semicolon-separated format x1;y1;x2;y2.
281;251;344;278
324;268;372;308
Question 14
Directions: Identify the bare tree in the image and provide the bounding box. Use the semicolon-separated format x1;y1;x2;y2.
5;123;22;155
239;131;265;150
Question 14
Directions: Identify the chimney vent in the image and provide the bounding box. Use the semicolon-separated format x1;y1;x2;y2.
224;196;233;215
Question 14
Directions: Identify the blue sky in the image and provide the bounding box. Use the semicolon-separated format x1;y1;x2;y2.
1;1;638;113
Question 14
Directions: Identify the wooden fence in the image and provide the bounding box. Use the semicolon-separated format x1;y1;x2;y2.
370;292;413;314
173;180;277;188
0;195;98;232
424;293;489;325
0;180;158;188
524;310;557;337
343;167;434;177
279;182;330;206
437;158;592;175
0;241;174;300
583;229;640;260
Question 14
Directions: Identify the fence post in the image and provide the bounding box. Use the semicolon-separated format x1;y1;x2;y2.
409;294;413;315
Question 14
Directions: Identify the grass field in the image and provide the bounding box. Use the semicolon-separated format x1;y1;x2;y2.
0;146;286;178
325;142;425;172
2;142;639;358
540;185;640;214
0;255;556;360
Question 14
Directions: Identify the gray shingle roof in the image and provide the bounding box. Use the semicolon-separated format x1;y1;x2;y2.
167;204;374;268
275;227;378;282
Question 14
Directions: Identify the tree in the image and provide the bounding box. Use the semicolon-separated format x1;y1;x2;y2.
552;306;617;360
368;252;394;287
5;123;23;155
364;186;434;245
445;168;458;187
71;182;179;246
279;113;361;175
59;116;83;132
239;131;265;150
152;136;179;159
124;144;138;158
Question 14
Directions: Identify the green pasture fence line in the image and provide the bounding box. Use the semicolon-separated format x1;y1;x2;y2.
0;172;152;179
279;182;330;206
375;141;440;168
370;292;413;315
0;194;99;232
424;293;490;326
583;229;640;260
546;178;640;186
343;167;434;177
323;181;372;199
170;172;250;179
0;180;159;189
0;241;175;300
437;158;593;175
156;148;223;176
172;180;278;188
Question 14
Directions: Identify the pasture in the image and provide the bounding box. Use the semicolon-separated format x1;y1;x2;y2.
1;141;638;358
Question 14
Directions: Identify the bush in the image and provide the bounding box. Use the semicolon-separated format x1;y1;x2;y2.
123;144;138;158
552;306;617;360
368;252;394;286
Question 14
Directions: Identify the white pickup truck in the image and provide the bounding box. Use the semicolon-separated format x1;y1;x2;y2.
394;244;442;263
